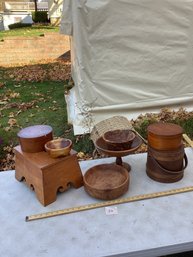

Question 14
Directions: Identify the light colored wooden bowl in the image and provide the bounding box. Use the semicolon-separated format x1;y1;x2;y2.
83;163;129;200
45;138;72;158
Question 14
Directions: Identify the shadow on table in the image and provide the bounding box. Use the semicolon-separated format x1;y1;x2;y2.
161;251;193;257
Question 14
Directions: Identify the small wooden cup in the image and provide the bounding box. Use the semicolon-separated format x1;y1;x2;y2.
45;138;72;158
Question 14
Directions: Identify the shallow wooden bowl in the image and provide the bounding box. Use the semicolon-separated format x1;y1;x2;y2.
103;129;136;150
95;135;142;157
83;163;129;200
45;138;72;158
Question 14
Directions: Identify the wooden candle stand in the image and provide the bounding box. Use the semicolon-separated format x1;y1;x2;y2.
14;145;83;206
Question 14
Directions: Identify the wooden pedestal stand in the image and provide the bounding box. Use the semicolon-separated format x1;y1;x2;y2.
14;145;83;206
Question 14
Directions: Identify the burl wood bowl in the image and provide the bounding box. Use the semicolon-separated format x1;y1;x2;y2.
83;163;129;200
45;138;72;158
103;129;136;150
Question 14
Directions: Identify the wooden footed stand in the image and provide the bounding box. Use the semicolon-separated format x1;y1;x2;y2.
14;145;83;206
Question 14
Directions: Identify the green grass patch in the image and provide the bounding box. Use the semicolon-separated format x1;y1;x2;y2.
0;79;94;160
174;118;193;137
0;25;59;40
0;81;67;156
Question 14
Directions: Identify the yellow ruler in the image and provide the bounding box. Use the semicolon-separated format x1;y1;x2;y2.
26;186;193;222
183;133;193;148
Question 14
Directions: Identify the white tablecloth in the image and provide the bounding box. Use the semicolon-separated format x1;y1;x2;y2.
1;148;193;257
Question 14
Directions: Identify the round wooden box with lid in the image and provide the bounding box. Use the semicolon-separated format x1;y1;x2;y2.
147;123;183;151
146;122;187;183
17;125;53;153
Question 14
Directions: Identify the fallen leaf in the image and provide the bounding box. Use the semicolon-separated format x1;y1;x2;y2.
8;118;17;127
9;92;20;99
8;112;15;118
0;82;5;88
0;101;8;105
4;127;11;132
28;113;35;117
15;110;22;116
77;152;85;159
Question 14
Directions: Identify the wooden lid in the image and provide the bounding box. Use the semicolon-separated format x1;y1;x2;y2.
18;125;53;139
147;123;183;137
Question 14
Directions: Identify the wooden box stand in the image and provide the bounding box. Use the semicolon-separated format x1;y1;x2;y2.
14;145;83;206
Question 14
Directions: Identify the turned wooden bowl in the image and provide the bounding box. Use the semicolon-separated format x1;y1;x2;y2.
103;129;136;150
83;163;129;200
45;138;72;158
95;135;142;157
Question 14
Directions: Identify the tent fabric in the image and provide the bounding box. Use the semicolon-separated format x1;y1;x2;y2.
60;0;193;134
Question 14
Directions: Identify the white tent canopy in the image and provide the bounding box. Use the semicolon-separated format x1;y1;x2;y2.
60;0;193;134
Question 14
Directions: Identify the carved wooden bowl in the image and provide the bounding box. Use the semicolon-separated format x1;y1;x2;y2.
45;138;72;158
103;129;136;150
95;135;142;158
95;135;142;171
83;163;129;200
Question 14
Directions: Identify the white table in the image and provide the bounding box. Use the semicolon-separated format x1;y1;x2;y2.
1;148;193;257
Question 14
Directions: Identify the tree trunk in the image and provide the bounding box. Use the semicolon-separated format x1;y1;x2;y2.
34;0;37;12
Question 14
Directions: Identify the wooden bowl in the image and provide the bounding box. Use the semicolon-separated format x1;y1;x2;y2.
83;164;129;200
95;135;142;157
17;125;53;153
45;138;72;158
103;129;136;150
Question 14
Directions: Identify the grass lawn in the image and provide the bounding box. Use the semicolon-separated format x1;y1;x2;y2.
0;61;94;171
0;24;59;40
0;80;69;142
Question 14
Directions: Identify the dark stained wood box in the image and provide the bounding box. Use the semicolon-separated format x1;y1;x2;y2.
14;145;83;206
147;123;183;151
17;125;53;153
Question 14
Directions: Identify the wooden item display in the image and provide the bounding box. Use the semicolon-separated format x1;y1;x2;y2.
95;135;142;171
146;123;188;183
147;123;183;150
83;164;129;200
14;145;83;206
17;125;53;153
45;138;72;158
146;146;188;183
103;129;136;150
